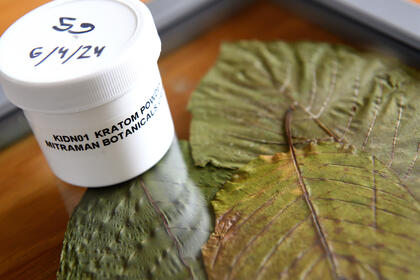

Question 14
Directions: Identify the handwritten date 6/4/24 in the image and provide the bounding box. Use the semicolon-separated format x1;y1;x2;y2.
29;45;106;67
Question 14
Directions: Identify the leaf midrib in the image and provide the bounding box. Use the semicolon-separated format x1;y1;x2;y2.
286;108;339;280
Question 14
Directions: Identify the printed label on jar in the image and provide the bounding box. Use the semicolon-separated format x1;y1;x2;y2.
42;84;164;152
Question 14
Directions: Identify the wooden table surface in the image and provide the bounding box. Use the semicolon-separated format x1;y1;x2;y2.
0;0;344;279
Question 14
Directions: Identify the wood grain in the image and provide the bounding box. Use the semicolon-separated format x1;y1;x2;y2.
0;1;343;279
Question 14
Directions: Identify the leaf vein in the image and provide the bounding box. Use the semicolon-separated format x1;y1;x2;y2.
301;255;325;280
387;100;404;168
313;59;338;119
317;197;420;224
362;83;383;150
226;196;303;280
255;214;311;279
305;62;318;111
403;143;420;180
140;180;195;280
335;254;411;275
210;165;296;270
278;242;319;279
321;216;420;244
339;72;361;141
372;157;378;229
303;176;414;206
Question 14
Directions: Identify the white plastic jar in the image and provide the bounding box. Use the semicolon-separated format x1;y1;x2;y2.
0;0;174;187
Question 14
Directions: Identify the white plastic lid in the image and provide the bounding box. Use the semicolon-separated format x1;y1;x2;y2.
0;0;161;113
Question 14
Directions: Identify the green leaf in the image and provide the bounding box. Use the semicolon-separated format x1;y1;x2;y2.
189;41;420;198
57;140;233;280
202;141;420;280
183;141;234;204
